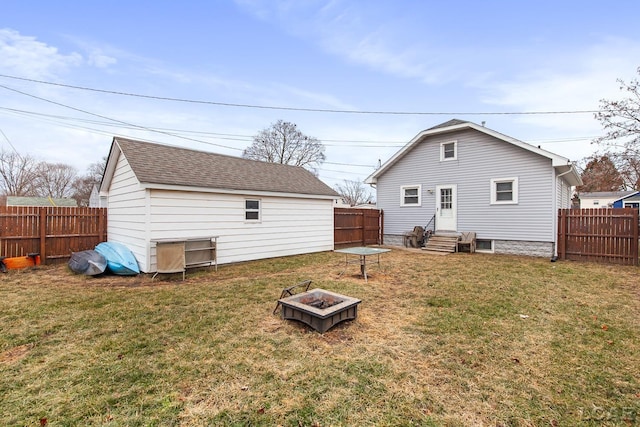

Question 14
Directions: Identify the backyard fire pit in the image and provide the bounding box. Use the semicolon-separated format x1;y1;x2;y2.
278;288;361;333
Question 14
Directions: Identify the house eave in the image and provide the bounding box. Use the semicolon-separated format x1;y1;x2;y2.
554;164;583;187
99;136;121;196
612;190;640;204
139;182;339;200
367;121;578;182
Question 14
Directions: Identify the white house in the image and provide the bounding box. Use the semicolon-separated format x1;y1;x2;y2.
365;119;582;257
100;137;339;273
578;191;636;208
89;184;107;207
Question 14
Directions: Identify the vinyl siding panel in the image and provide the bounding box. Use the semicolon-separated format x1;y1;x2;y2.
106;153;148;266
148;189;334;270
377;129;557;242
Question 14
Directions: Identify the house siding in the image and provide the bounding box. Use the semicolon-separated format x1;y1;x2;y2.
377;128;559;247
106;153;148;267
147;189;334;270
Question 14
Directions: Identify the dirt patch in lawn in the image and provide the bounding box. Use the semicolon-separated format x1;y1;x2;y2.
0;343;33;365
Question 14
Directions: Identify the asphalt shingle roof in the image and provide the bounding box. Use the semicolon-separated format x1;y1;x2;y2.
579;191;636;198
427;118;468;130
114;137;339;197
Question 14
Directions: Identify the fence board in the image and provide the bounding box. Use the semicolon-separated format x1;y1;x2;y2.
557;208;639;266
334;208;383;247
0;206;108;265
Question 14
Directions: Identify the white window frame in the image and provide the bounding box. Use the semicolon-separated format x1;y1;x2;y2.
440;140;457;161
475;239;494;253
401;185;421;207
490;177;518;204
245;199;261;222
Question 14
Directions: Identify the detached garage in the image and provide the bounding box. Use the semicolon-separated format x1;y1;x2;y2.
100;137;339;273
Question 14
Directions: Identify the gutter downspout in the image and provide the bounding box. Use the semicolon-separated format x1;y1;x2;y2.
552;168;575;260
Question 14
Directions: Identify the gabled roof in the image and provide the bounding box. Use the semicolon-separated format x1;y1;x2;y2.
101;137;339;198
578;191;636;199
611;190;640;203
365;119;582;186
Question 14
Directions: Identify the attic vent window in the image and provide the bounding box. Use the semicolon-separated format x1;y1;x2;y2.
440;141;457;161
245;199;261;221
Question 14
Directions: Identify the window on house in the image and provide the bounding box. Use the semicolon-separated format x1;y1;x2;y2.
491;177;518;204
401;185;421;206
476;239;494;252
440;141;457;161
245;199;261;221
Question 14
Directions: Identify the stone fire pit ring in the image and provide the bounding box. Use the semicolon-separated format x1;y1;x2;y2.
278;288;362;333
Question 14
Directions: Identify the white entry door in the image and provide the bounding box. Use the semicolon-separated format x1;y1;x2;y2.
435;184;457;231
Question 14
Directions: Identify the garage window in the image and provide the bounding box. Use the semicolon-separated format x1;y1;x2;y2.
245;199;261;221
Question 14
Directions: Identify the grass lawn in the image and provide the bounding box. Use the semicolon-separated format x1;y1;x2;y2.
1;249;639;426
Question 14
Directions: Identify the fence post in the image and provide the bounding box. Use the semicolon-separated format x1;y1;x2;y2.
99;208;106;242
633;209;639;266
379;210;384;245
557;209;566;260
39;208;47;265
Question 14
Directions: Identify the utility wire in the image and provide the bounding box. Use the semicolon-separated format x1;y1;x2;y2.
0;84;243;152
0;105;598;148
0;98;377;173
0;73;599;116
0;127;20;155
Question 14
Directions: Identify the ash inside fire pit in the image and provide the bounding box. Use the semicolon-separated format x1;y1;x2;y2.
299;295;344;309
278;288;361;333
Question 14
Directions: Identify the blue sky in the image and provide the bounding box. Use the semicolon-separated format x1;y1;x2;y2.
1;0;639;190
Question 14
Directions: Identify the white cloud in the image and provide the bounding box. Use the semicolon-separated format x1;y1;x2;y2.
271;83;356;110
234;1;452;84
0;28;83;78
87;51;117;68
482;39;640;126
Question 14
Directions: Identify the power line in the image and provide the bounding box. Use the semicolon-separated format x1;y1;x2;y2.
0;127;20;155
0;101;378;171
0;84;243;152
0;106;408;145
0;73;599;116
0;105;597;148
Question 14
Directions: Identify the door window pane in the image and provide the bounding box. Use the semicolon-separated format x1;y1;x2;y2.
440;188;452;209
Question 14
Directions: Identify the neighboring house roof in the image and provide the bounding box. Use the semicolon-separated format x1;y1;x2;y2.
365;120;582;186
611;190;640;203
353;203;378;209
6;196;78;207
101;137;339;198
578;191;635;199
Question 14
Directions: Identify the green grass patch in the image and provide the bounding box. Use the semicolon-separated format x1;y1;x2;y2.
1;250;639;425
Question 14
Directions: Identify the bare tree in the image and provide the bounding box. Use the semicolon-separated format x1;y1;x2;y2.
33;162;78;198
71;157;107;206
0;149;39;196
334;179;374;206
242;120;325;172
594;67;640;190
576;155;625;193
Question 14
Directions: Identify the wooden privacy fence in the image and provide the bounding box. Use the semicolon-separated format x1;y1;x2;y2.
0;206;107;265
334;208;383;247
557;208;639;266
